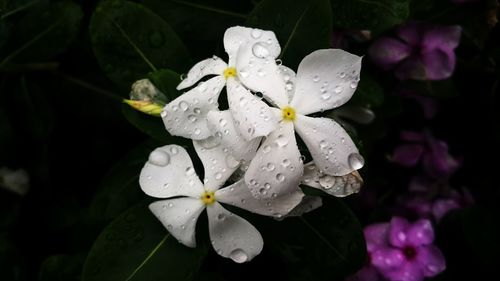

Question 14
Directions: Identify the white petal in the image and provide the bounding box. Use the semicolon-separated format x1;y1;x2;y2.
177;56;227;90
290;49;362;115
224;26;280;66
278;65;297;103
162;76;225;140
226;78;277;140
206;110;261;162
301;162;363;197
235;43;288;107
244;118;304;199
193;139;241;192
215;179;304;218
149;197;205;247
207;202;263;263
280;196;323;220
294;115;363;176
140;145;204;198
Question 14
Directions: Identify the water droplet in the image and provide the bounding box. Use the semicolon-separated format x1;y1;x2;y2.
194;128;201;135
281;159;291;167
275;134;290;147
262;145;271;153
252;42;270;58
319;175;336;189
285;81;294;91
219;118;227;127
276;173;285;182
313;75;320;82
259;188;268;195
215;172;223;180
179;101;189;111
185;167;195;176
265;163;275;171
193;107;201;114
334;86;343;93
217;213;226;220
229;249;248;263
339;72;346;78
319;140;328;149
170;147;178;155
148;149;170;166
168;202;174;208
275;58;282;66
350;81;358;89
225;154;240;169
188;115;197;122
239;68;249;78
257;68;266;77
321;92;331;100
251;29;262;39
160;111;167;118
264;183;271;189
348;153;365;170
199;135;221;149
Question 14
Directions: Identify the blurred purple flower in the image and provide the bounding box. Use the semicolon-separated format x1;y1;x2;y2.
391;131;460;179
369;23;461;80
371;217;446;281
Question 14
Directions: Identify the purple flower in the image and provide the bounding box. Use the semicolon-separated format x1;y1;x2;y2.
369;23;461;80
370;217;446;281
391;131;460;179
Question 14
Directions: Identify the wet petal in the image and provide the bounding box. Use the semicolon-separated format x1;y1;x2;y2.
369;37;412;70
224;26;280;67
149;197;205;247
206;110;261;161
216;179;304;218
407;219;434;246
282;195;323;219
236;42;289;107
294;115;361;176
177;56;227;90
388;217;411;248
227;78;277;140
278;65;297;103
290;49;363;115
301;162;363;197
162;76;225;140
416;245;446;277
193;139;241;192
245;118;304;199
139;145;204;198
207;202;263;263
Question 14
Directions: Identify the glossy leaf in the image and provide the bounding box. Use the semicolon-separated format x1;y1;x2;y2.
90;0;190;90
147;68;182;103
330;0;411;34
266;197;367;281
83;202;208;281
1;1;83;64
246;0;332;69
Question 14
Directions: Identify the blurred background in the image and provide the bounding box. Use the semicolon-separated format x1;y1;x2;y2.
0;0;499;280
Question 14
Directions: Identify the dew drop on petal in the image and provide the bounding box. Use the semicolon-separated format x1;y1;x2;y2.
319;175;336;189
313;75;320;82
215;172;223;180
185;167;195;176
319;140;328;149
348;153;365;170
179;101;189;111
169;147;178;155
252;42;270;58
225;154;240;169
262;145;271;153
321;92;331;100
276;173;285;182
334;86;343;93
229;249;248;263
251;29;262;39
188;115;197;122
217;213;226;221
148;149;170;166
281;159;291;167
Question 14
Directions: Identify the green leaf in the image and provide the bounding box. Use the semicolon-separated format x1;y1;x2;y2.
90;0;190;90
1;1;83;65
246;0;332;69
147;68;182;103
266;197;366;281
330;0;410;34
38;254;83;281
90;140;159;221
83;202;208;281
122;104;186;143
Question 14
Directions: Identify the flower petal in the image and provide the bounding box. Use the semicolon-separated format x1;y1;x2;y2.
278;65;297;103
369;37;412;70
207;202;263;263
294;115;361;176
216;179;304;218
162;76;225;140
392;144;425;167
245;118;304;199
290;49;363;115
226;78;277;140
423;25;461;51
407;219;434;246
421;49;456;80
364;223;390;251
206;110;261;161
149;197;205;247
301;162;363;197
388;217;411;248
224;26;280;66
397;22;423;46
282;195;323;219
382;262;424;281
176;56;227;90
140;145;204;198
416;245;446;277
235;42;289;107
371;248;406;270
193;139;240;192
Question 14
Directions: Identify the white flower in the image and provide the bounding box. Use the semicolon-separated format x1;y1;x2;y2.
139;141;304;262
160;26;285;141
241;49;365;199
0;167;29;196
301;162;363;197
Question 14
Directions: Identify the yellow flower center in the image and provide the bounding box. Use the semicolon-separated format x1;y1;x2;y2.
223;67;237;79
281;106;296;122
200;190;216;205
